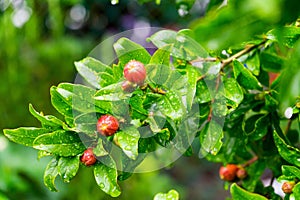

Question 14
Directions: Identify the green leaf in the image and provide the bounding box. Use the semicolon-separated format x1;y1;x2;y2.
199;120;224;156
74;57;114;89
173;30;208;60
280;165;300;180
273;130;300;167
94;82;131;101
59;83;100;112
293;183;300;200
44;157;59;192
186;65;199;111
147;30;177;48
230;183;268;200
146;64;172;87
153;189;179;200
149;45;171;65
3;127;49;147
154;128;171;147
51;83;105;117
94;156;121;197
233;60;262;90
74;112;97;136
158;91;185;121
196;79;212;103
50;86;74;117
260;52;284;73
243;114;269;140
245;51;260;76
279;41;300;111
94;139;108;157
33;130;85;156
113;37;151;67
115;126;140;160
267;27;300;48
145;113;166;133
172;111;199;153
224;78;244;108
57;156;80;183
29;104;65;130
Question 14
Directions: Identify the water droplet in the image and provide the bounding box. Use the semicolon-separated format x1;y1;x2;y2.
99;183;105;189
178;4;189;17
111;0;118;5
124;146;131;151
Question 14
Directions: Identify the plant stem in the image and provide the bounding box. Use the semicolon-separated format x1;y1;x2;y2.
241;156;259;168
221;40;266;68
146;84;167;95
284;119;293;135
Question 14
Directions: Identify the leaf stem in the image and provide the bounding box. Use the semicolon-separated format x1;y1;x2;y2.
146;84;167;95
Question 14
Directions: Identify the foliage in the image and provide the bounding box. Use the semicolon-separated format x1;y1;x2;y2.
2;0;300;199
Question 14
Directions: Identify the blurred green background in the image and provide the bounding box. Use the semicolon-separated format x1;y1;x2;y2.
1;0;298;199
0;0;226;199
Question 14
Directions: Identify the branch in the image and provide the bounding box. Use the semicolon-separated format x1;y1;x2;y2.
190;40;266;69
221;40;266;68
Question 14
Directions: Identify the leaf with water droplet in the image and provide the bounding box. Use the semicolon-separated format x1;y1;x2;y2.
3;127;49;147
224;78;244;109
44;157;59;192
33;130;85;157
199;120;224;156
115;126;140;160
273;130;300;167
113;37;151;67
94;156;121;197
57;156;80;183
158;91;185;121
29;104;67;130
74;57;114;89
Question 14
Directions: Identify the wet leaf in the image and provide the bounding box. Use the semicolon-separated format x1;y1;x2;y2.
115;126;140;160
3;127;49;147
57;156;80;183
113;37;151;67
158;91;185;121
273;130;300;167
233;60;262;90
199;120;224;156
224;78;244;108
230;183;268;200
74;57;114;89
44;157;59;192
94;156;121;197
29;104;65;130
147;30;177;48
33;130;85;157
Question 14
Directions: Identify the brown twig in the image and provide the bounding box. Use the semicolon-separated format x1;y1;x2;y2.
221;40;266;68
241;156;259;168
189;57;218;65
147;84;167;95
284;119;293;136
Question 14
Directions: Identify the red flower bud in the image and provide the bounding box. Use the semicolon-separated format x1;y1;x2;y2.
219;164;238;182
236;167;247;179
80;148;97;166
122;80;136;93
282;181;295;194
123;60;146;85
97;115;119;136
